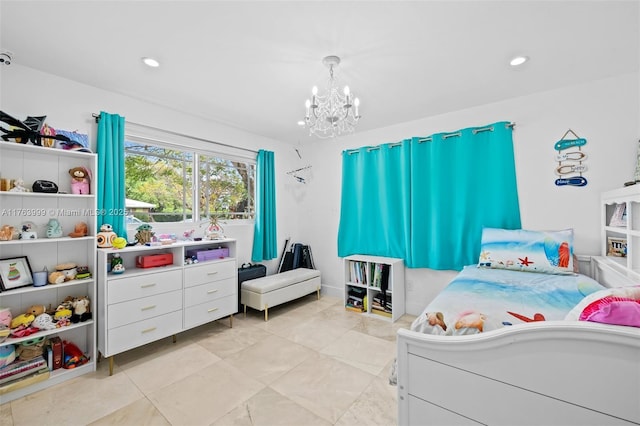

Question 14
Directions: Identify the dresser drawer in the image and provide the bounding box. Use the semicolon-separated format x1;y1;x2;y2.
107;290;182;329
108;269;182;304
107;310;183;356
184;294;236;329
184;277;236;308
184;260;235;288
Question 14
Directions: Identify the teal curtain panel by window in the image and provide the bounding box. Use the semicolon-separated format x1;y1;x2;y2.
337;140;411;260
337;121;520;271
410;122;521;269
252;150;277;262
96;112;126;238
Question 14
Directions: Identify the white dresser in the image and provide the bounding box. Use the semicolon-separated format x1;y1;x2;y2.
96;239;237;374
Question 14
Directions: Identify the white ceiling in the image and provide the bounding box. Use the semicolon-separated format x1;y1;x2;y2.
1;1;638;145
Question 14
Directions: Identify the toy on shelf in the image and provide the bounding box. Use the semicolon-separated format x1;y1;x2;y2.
69;167;91;195
75;266;91;280
55;263;77;281
112;237;127;249
71;296;92;323
0;344;16;368
0;111;71;146
110;253;124;274
48;271;65;284
134;223;154;245
0;225;15;241
68;222;88;238
204;216;225;240
97;223;117;248
46;218;63;238
19;222;37;240
8;178;29;193
62;340;89;369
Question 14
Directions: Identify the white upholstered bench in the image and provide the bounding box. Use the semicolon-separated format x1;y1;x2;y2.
241;268;321;321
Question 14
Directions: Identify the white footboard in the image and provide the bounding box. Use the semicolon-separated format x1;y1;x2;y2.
397;321;640;425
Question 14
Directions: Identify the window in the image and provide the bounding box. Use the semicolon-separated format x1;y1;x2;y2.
124;139;255;224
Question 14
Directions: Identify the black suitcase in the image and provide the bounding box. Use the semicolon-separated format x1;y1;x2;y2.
238;263;266;311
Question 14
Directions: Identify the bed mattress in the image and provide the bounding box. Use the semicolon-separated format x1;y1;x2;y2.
410;266;605;335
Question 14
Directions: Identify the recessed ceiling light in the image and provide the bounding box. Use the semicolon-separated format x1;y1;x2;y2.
142;57;160;68
510;56;529;67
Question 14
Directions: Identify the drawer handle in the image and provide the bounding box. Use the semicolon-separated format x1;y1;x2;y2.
141;283;157;288
207;307;219;313
207;271;218;275
207;289;218;294
141;305;156;311
141;327;157;334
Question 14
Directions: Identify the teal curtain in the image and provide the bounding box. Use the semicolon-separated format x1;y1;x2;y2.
337;121;521;271
96;112;126;238
410;122;521;269
252;150;277;262
337;140;411;260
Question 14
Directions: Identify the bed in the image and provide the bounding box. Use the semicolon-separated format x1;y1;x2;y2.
396;228;640;425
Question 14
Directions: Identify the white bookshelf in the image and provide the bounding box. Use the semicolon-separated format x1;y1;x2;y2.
343;254;405;322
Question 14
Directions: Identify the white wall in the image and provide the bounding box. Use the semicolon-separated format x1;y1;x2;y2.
302;73;640;315
2;65;638;316
0;64;304;274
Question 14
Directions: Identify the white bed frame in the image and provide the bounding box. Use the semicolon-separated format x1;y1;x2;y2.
397;258;640;425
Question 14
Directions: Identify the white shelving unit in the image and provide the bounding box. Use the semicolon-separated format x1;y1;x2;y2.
0;142;97;402
596;185;640;285
343;254;405;322
96;239;237;375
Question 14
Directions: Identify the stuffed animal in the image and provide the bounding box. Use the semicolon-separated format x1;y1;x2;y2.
134;223;154;245
70;296;92;323
69;166;91;194
112;236;127;249
0;225;14;241
54;308;72;328
10;313;35;330
55;263;77;281
32;313;56;330
26;305;46;317
48;271;65;284
69;221;88;238
0;307;11;328
0;344;16;368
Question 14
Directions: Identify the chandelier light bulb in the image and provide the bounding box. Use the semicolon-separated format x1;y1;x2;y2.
344;86;350;96
312;86;318;96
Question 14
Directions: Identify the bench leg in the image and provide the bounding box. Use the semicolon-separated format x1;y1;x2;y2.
264;304;268;321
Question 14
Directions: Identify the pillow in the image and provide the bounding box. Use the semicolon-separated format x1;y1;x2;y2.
478;227;574;275
565;286;640;327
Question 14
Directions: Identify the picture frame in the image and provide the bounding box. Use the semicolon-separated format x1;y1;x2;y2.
0;256;34;291
609;203;627;227
607;237;627;258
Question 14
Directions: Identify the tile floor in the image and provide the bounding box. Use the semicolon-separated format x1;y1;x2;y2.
1;294;416;426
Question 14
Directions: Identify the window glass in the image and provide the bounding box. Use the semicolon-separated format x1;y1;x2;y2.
124;140;255;224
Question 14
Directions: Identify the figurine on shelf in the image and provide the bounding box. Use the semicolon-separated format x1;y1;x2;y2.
0;225;15;241
8;178;29;193
68;221;88;238
135;223;154;245
204;216;224;240
19;222;37;240
46;218;63;238
110;253;124;274
97;223;117;248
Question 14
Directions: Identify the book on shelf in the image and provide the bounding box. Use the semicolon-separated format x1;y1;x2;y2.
345;304;364;313
0;368;49;395
607;236;627;257
0;356;47;385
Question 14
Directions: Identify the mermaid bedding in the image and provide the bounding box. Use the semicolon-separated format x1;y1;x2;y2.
410;266;606;336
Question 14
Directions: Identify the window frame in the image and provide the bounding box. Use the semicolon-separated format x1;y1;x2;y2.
123;127;256;227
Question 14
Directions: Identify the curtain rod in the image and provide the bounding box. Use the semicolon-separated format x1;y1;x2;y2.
417;122;516;143
92;113;258;155
346;122;517;154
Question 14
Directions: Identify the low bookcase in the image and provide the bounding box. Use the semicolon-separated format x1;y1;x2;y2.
343;254;405;322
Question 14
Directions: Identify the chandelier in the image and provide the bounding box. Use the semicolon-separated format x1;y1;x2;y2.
304;55;361;138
